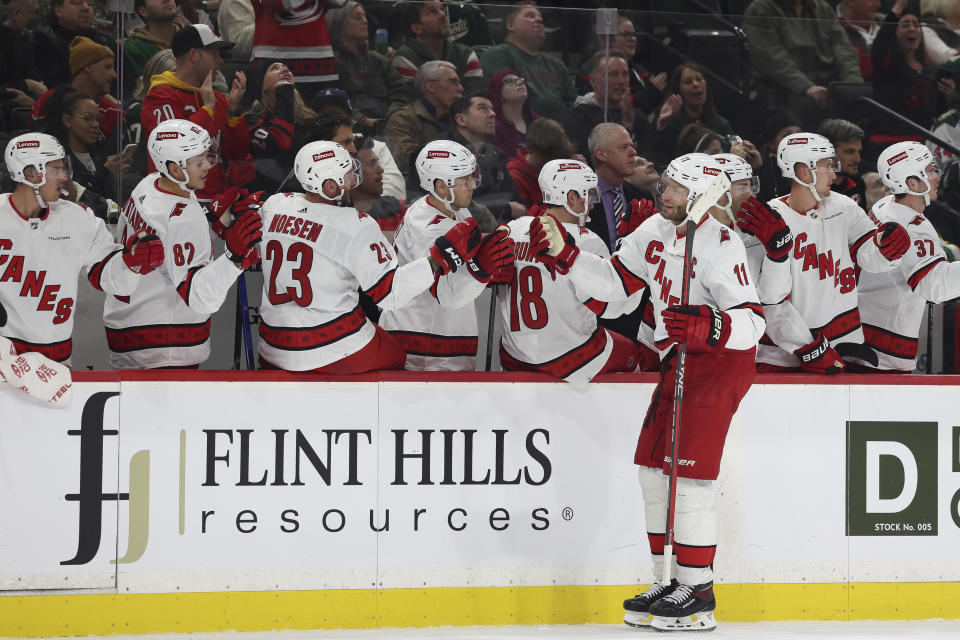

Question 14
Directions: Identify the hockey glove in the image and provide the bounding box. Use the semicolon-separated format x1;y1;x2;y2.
467;225;515;283
530;213;580;277
737;197;793;262
224;210;263;269
233;189;266;217
794;334;845;374
206;187;240;238
874;222;909;261
662;305;731;353
617;198;657;239
122;232;165;275
429;217;482;275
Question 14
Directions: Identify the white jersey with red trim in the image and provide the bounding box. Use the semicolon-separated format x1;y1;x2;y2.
566;213;765;355
497;218;643;383
0;194;140;365
757;192;897;367
378;196;487;371
257;192;435;371
103;175;242;369
858;195;960;371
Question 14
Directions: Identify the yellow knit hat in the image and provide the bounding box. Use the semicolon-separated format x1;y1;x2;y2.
69;36;115;77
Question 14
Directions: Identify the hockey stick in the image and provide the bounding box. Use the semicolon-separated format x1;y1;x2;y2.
484;284;499;371
661;170;731;586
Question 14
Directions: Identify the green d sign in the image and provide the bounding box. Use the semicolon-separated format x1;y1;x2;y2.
846;421;938;536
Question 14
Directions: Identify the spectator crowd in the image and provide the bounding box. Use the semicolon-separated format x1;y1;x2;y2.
3;0;960;377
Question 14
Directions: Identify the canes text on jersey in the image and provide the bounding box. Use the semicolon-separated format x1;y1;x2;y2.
0;239;73;324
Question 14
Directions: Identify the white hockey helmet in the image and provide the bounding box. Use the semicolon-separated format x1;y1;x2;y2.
712;153;758;195
4;133;66;188
776;132;838;202
416;140;479;212
658;153;732;217
294;140;361;202
877;141;940;206
538;158;599;226
148;119;212;189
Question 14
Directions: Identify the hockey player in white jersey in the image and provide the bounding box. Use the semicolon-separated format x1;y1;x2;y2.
1;133;163;365
498;159;656;382
379;140;515;371
758;132;911;373
256;140;506;373
530;153;765;632
858;142;960;372
103;120;263;369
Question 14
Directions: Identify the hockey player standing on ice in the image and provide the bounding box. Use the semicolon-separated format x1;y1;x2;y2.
757;132;911;373
103;120;263;369
497;158;658;382
256;140;508;373
1;133;164;365
379;139;515;371
858;142;960;372
529;153;765;631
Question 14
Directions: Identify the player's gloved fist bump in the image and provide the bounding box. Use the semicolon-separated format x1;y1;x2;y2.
225;210;263;269
794;333;844;374
617;198;657;239
737;197;793;262
874;222;909;261
430;217;482;275
530;214;580;277
205;186;240;239
467;225;515;283
234;189;266;216
662;304;731;353
122;231;165;275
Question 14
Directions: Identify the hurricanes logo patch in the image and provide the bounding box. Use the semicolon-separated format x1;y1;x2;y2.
910;215;925;225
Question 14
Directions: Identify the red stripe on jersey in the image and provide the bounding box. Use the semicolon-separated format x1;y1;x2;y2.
907;257;946;290
641;294;655;329
396;65;417;79
862;323;918;359
390;331;478;357
6;337;72;363
647;532;665;555
813;307;861;342
499;328;608;379
364;269;396;305
106;320;212;353
675;542;717;568
849;229;876;264
87;250;121;291
583;297;607;315
176;266;203;306
611;256;646;296
259;306;368;351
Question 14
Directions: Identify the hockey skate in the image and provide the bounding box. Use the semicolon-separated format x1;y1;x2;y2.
622;580;677;628
648;581;717;632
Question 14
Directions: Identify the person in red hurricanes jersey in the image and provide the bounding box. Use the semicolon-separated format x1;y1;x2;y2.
141;24;251;203
497;158;656;383
529;153;765;632
103;119;263;369
256;140;508;373
857;142;960;372
1;133;163;366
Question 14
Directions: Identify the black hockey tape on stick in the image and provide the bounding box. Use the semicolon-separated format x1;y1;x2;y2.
834;342;879;367
0;298;6;328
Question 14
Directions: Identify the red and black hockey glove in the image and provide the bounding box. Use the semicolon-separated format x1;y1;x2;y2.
206;186;240;238
530;213;580;277
617;198;657;240
122;232;165;275
794;334;845;374
874;222;910;261
467;225;515;283
737;197;793;262
233;189;266;217
662;304;731;353
225;210;263;269
430;217;482;275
